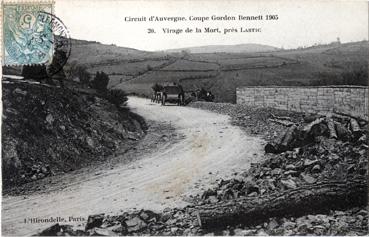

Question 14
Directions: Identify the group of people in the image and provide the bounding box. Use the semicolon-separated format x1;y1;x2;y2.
191;88;215;102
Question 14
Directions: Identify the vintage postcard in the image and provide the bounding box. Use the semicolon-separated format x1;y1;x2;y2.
1;0;368;236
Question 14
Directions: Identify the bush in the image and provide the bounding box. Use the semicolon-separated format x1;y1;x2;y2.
106;89;128;107
77;66;91;84
92;71;109;92
65;62;91;85
340;66;368;86
147;64;153;71
312;66;368;86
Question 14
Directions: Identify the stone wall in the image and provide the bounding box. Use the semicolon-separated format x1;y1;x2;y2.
236;86;368;120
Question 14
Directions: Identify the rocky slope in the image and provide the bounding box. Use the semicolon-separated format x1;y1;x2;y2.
2;79;147;191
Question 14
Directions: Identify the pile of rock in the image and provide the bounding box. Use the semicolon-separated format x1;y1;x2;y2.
21;163;52;181
39;207;368;236
265;115;367;154
204;208;368;236
190;101;367;204
38;208;202;236
196;135;367;204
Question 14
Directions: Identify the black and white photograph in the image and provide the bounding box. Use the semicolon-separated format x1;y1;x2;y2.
1;0;368;236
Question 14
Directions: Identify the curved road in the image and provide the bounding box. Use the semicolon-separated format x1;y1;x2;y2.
2;97;264;236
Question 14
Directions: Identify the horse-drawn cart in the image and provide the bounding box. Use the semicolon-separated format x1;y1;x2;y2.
161;85;185;106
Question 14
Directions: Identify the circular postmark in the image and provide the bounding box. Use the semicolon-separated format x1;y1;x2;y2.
34;11;72;79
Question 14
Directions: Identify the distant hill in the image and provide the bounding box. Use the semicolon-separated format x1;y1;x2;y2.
68;38;165;66
164;44;279;54
55;39;369;103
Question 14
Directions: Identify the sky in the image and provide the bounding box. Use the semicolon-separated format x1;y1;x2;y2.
56;0;368;51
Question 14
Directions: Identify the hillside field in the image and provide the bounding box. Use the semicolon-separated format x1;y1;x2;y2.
54;40;369;103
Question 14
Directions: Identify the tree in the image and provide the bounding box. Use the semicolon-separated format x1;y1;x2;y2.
181;50;190;59
336;37;341;44
147;64;153;71
66;62;91;85
75;66;90;85
92;71;109;92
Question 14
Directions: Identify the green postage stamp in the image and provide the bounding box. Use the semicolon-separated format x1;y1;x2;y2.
2;1;54;65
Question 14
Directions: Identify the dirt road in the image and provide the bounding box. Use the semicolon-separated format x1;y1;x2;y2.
2;97;264;236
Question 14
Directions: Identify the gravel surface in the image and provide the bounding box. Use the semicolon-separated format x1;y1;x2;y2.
188;101;306;142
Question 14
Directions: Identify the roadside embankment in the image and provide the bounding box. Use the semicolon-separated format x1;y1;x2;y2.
2;80;147;191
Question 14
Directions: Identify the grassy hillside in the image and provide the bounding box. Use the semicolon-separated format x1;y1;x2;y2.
69;39;165;65
67;40;368;103
164;43;279;54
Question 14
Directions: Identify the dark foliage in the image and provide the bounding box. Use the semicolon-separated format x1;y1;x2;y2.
312;66;368;86
67;63;91;84
92;71;109;92
340;66;368;85
106;89;128;107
